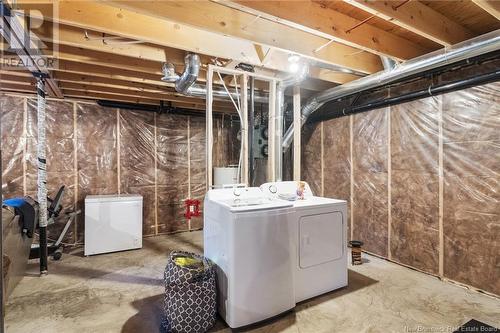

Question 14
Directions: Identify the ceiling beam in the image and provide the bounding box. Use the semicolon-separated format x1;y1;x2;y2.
54;43;164;76
344;0;475;46
472;0;500;20
0;74;36;88
1;69;174;94
16;3;279;69
103;0;381;73
52;71;177;94
226;0;429;61
57;82;233;109
1;2;63;97
34;23;217;68
30;22;353;86
61;89;232;113
54;59;167;86
0;82;39;94
0;80;232;113
1;75;234;113
17;1;381;74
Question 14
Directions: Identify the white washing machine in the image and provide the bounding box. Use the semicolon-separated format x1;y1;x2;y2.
204;187;295;328
260;181;348;302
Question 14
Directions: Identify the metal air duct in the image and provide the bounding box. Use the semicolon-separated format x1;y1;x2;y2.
175;53;201;94
282;29;500;149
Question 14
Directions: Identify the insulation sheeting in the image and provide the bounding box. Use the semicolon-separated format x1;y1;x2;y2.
352;108;389;257
0;95;236;242
301;123;322;196
119;110;156;236
156;113;189;234
323;117;351;240
76;103;118;242
302;82;500;296
0;95;25;198
390;97;440;274
189;117;207;230
442;84;500;295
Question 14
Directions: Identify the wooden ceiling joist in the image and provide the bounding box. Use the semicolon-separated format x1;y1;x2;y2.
1;69;235;111
0;80;233;113
53;43;164;76
104;0;382;73
344;0;475;46
1;74;234;113
35;23;213;69
226;0;429;60
0;82;38;94
19;1;382;75
58;82;234;109
472;0;500;20
55;59;169;87
1;2;62;97
31;22;350;87
53;71;172;94
0;74;35;87
61;89;232;113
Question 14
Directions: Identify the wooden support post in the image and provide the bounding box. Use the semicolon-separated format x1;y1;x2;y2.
267;80;277;181
241;74;249;186
206;65;214;189
293;85;301;181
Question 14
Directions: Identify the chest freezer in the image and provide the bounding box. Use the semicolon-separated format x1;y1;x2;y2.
85;194;143;256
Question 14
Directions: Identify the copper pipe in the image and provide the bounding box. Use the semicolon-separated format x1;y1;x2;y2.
344;0;410;34
344;14;376;34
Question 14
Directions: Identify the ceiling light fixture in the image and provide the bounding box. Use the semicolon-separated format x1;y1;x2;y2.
288;53;301;73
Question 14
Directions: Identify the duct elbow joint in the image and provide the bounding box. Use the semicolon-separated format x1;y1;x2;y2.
174;53;201;94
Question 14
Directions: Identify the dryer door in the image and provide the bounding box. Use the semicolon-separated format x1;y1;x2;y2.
299;211;343;268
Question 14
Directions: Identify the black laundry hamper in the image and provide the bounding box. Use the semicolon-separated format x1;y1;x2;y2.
162;251;217;333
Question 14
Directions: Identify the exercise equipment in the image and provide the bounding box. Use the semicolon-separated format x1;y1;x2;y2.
29;185;80;261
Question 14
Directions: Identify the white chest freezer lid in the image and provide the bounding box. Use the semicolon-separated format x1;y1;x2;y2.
85;194;143;203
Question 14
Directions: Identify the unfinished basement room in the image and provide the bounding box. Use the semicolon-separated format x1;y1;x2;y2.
0;1;499;332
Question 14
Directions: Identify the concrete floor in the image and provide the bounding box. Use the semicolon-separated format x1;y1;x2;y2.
5;231;500;333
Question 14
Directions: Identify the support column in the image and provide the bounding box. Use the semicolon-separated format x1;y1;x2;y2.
241;74;249;186
293;85;301;181
36;78;48;275
267;81;276;181
206;66;214;189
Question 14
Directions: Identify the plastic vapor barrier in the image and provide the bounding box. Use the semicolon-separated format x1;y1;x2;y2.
1;94;238;242
301;82;500;296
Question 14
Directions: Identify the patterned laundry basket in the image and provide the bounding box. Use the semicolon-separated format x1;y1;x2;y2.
162;251;217;333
